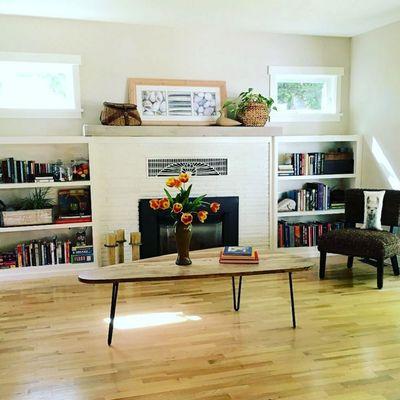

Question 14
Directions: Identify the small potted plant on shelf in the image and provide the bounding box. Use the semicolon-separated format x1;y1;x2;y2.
149;173;220;266
1;188;54;227
223;88;277;127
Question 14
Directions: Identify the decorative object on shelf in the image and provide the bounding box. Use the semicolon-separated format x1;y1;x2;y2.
278;198;296;212
149;173;221;265
130;232;141;261
215;108;242;126
128;78;227;126
105;232;117;266
75;228;87;246
54;159;73;182
1;188;54;227
100;102;142;126
72;159;90;181
223;88;277;127
57;189;91;220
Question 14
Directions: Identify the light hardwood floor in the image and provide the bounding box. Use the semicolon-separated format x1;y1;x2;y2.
1;256;400;400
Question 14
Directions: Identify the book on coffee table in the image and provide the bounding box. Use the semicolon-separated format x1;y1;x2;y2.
219;246;259;264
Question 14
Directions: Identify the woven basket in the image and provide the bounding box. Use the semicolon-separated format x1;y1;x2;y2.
100;102;142;126
238;103;269;127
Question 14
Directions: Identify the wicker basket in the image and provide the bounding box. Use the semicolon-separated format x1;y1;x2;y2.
238;103;269;127
100;102;142;126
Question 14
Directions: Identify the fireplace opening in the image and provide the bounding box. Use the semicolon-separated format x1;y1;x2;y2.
139;196;239;259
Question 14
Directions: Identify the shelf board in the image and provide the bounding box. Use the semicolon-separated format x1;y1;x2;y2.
278;209;345;217
278;173;356;181
0;221;93;233
0;180;91;190
0;262;97;280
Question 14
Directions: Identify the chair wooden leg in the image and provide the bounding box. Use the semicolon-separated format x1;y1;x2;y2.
319;252;326;279
391;256;400;276
377;258;384;289
347;256;354;269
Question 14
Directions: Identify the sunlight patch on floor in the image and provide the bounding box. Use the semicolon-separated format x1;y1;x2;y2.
104;312;202;330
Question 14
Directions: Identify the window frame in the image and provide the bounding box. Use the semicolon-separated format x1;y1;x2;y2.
0;52;82;119
268;66;344;122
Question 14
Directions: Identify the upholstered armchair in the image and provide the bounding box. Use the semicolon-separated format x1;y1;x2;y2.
318;189;400;289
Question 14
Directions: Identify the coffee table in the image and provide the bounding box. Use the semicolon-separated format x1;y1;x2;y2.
78;249;313;345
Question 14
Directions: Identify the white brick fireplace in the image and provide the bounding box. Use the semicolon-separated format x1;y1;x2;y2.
88;128;274;265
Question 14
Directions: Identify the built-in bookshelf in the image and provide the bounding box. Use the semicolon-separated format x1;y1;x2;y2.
0;137;97;278
271;135;362;253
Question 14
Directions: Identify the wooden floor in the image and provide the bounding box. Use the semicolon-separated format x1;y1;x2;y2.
1;257;400;400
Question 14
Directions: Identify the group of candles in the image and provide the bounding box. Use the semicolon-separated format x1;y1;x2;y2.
105;229;141;265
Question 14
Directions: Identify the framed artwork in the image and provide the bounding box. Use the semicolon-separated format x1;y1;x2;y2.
128;78;227;125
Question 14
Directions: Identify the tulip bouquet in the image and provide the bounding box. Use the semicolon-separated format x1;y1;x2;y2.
149;172;220;265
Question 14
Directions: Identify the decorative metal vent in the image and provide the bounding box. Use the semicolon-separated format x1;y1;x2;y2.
148;158;228;177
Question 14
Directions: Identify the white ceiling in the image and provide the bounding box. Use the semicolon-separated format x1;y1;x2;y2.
1;0;400;37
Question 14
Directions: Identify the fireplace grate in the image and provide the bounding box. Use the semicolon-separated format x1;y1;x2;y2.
147;158;228;177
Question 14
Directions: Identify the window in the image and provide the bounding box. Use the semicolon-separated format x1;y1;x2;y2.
268;66;344;122
0;53;81;118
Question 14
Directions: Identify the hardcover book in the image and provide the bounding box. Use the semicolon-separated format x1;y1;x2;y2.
223;246;252;256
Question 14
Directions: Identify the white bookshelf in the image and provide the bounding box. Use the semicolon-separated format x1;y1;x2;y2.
271;135;362;253
0;137;98;278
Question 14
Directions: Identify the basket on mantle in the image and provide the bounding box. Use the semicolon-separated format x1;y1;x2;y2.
238;103;269;127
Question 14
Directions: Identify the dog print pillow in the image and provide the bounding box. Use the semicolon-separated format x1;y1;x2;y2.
362;190;385;230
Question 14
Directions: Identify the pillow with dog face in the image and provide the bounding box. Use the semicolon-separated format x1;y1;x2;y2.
362;190;385;230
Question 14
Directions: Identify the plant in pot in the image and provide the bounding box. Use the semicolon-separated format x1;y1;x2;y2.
223;88;277;127
149;173;220;266
1;188;54;227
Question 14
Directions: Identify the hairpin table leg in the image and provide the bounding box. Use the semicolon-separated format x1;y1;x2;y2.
232;276;243;311
288;272;296;328
108;282;119;346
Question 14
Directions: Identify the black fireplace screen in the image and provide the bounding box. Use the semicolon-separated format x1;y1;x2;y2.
139;196;239;259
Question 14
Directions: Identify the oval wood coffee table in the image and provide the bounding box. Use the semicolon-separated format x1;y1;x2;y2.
78;248;314;345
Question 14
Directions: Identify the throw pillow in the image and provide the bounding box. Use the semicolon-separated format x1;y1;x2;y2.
362;190;386;230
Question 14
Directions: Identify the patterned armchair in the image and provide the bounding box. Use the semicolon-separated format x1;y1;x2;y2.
318;189;400;289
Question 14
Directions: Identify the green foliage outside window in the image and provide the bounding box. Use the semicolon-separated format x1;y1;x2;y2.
277;82;324;110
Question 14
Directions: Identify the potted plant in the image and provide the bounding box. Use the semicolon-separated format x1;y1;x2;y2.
1;188;54;227
149;173;220;266
223;88;277;127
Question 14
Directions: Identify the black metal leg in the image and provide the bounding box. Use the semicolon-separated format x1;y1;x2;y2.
319;252;326;279
108;282;119;346
231;276;243;311
391;256;399;276
347;256;354;269
377;258;384;290
288;272;296;328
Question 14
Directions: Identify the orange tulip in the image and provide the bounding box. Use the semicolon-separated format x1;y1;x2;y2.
179;172;190;183
172;203;183;213
159;197;170;210
181;213;193;225
210;202;220;213
173;178;182;188
197;210;208;223
149;199;160;210
166;177;176;188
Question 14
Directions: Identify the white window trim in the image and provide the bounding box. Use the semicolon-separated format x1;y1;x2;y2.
268;66;344;123
0;52;82;119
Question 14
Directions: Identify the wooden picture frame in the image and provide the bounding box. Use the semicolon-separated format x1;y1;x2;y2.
128;78;227;126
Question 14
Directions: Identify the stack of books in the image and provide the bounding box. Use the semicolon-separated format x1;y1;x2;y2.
278;164;294;176
278;220;345;248
70;245;94;263
281;183;331;212
219;246;259;264
0;252;17;268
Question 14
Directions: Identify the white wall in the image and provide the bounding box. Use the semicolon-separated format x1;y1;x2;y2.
350;21;400;188
0;14;351;136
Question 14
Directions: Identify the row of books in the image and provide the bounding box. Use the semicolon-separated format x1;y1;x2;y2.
219;246;259;264
0;240;93;268
1;158;58;184
277;220;345;248
282;183;332;211
280;153;326;176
